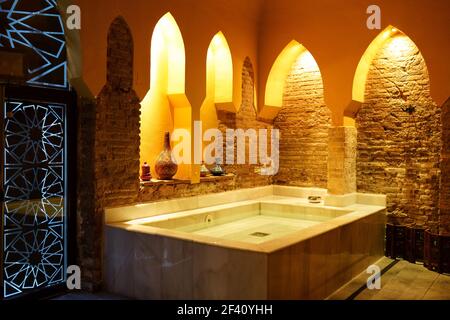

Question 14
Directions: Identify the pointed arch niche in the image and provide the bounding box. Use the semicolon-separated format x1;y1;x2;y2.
269;40;331;188
346;25;432;121
354;26;441;228
260;40;315;120
200;31;234;136
140;12;192;180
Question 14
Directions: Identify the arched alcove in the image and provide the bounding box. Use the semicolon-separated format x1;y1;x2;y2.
347;26;432;118
355;27;441;228
140;12;191;180
272;43;331;188
259;40;305;120
200;32;234;143
207;32;233;105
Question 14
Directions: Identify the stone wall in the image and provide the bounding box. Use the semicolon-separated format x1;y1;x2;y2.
327;127;357;195
273;52;331;187
77;16;141;290
440;98;450;233
76;97;101;291
220;57;273;189
139;176;236;202
96;16;141;208
356;35;442;228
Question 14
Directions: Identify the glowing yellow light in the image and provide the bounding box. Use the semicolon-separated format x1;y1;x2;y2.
353;25;399;103
297;51;319;72
264;40;305;109
206;31;233;104
141;12;192;181
150;12;186;96
385;36;412;56
261;40;321;120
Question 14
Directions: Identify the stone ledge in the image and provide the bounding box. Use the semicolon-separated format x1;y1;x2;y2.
200;173;235;182
140;178;190;186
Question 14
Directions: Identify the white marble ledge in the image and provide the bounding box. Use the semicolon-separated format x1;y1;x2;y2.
108;202;385;254
107;192;386;254
105;185;386;224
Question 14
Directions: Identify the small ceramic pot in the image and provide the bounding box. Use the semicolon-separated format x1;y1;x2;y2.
141;162;152;181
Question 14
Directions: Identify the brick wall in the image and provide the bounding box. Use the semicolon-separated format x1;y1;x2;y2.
76;97;101;291
327;127;357;195
96;16;141;208
77;16;141;290
356;35;442;228
220;57;273;189
440;98;450;233
273;52;331;187
138;176;236;202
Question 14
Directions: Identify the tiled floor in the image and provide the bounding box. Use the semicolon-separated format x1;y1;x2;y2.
53;291;128;300
55;258;450;300
328;257;450;300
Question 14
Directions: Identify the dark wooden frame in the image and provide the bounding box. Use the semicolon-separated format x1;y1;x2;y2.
0;85;77;300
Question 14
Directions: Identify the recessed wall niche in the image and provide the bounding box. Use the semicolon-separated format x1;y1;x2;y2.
140;12;192;180
355;28;442;229
272;42;331;188
200;31;234;144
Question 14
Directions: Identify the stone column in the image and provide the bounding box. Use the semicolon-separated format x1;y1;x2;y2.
327;126;357;195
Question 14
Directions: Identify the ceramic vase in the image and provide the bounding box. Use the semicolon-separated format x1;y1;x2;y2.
155;132;178;180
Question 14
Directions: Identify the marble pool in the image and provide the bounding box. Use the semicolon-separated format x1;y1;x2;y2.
103;186;386;300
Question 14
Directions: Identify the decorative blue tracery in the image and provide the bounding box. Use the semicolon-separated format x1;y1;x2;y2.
3;100;66;299
0;0;68;89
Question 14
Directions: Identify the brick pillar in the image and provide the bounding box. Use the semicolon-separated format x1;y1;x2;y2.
328;126;357;195
440;98;450;233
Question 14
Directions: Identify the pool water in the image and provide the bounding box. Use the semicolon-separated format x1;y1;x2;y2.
187;214;320;244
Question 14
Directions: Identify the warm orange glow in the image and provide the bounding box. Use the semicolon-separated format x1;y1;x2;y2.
348;26;430;119
141;12;192;180
265;40;304;108
150;12;186;97
206;32;233;104
200;32;234;160
260;40;321;120
352;25;399;103
385;36;414;56
343;116;356;127
296;51;319;72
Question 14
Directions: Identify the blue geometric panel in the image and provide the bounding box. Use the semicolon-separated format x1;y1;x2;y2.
3;100;66;299
0;0;68;89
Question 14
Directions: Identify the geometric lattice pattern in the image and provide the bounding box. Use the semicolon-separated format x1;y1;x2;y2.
0;0;68;89
3;100;66;299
